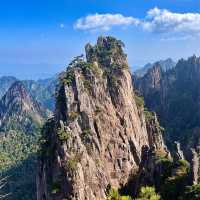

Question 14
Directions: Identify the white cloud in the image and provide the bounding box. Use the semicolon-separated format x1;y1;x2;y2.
74;13;139;31
74;8;200;39
142;7;200;35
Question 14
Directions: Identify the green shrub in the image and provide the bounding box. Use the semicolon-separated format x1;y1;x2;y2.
136;186;160;200
51;182;61;194
65;154;82;172
82;128;92;137
135;95;145;109
144;110;154;121
62;70;74;86
182;184;200;200
57;128;71;141
105;188;132;200
66;158;78;171
161;160;190;200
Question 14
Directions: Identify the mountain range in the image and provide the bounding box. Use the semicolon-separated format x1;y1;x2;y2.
134;55;200;185
1;37;200;200
134;58;176;78
0;76;57;111
0;76;57;200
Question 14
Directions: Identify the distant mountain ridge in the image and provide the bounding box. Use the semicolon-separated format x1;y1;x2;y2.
134;55;200;185
0;81;45;133
0;80;49;200
134;58;176;78
0;76;17;98
0;75;57;111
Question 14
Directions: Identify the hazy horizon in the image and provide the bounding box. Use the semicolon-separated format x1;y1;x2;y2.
1;0;200;79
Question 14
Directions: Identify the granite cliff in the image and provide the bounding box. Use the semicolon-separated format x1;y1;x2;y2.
37;37;168;200
134;55;200;186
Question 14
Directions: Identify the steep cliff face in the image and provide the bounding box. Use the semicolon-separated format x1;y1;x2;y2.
134;58;176;78
0;76;17;99
134;55;200;184
37;36;167;200
0;81;45;133
0;81;47;200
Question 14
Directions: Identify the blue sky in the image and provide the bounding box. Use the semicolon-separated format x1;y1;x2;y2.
1;0;200;79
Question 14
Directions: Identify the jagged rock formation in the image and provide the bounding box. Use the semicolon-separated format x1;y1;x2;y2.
23;76;57;111
0;75;56;111
134;58;176;78
0;81;47;200
134;55;200;184
0;81;45;133
174;142;184;161
37;36;167;200
0;76;17;98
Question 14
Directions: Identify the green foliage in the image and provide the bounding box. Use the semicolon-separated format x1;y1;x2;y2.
65;154;82;172
182;184;200;200
121;196;132;200
105;188;132;200
57;128;71;141
135;95;145;109
80;62;93;70
51;182;61;194
82;128;92;137
1;153;38;200
62;69;74;86
0;101;44;200
95;36;127;67
155;158;173;183
106;188;120;200
0;131;40;172
136;186;161;200
161;160;190;200
144;110;154;121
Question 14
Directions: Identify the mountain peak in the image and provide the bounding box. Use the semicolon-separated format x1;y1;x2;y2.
134;58;176;78
85;36;128;69
0;81;45;131
1;81;39;113
37;37;168;200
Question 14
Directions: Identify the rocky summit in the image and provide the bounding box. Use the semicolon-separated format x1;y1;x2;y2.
37;36;168;200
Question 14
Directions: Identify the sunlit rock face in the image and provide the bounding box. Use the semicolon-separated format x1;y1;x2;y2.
37;36;167;200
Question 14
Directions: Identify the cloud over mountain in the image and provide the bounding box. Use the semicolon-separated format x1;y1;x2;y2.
74;13;140;31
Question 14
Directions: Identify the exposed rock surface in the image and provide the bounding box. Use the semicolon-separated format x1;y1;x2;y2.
134;58;176;78
0;76;17;99
0;81;47;200
0;75;57;111
134;55;200;184
0;81;45;132
37;36;167;200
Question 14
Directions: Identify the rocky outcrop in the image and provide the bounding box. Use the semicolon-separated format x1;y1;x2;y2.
0;81;45;132
134;58;176;78
174;142;184;161
37;36;167;200
134;55;200;185
0;76;17;99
